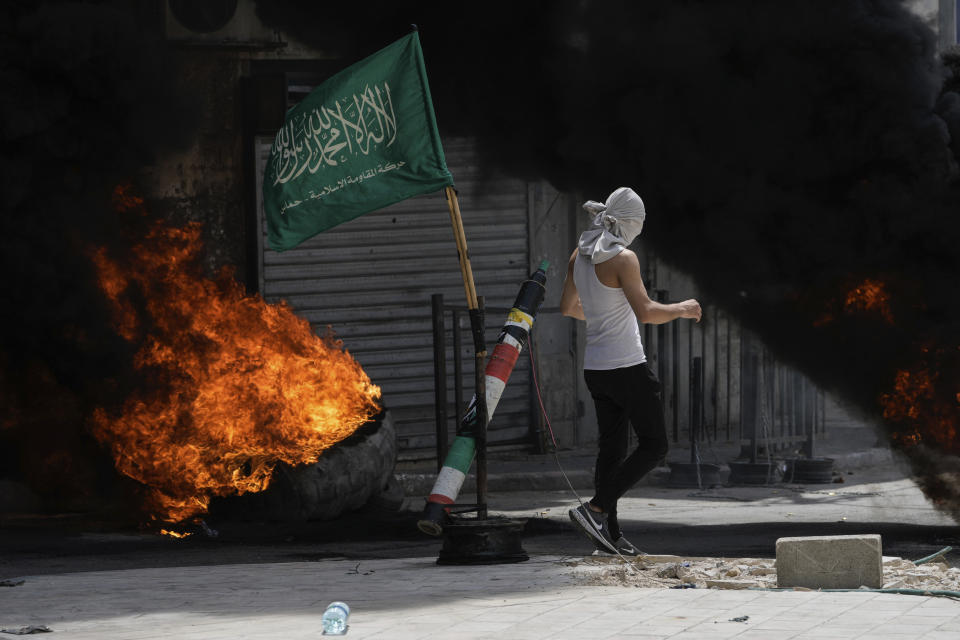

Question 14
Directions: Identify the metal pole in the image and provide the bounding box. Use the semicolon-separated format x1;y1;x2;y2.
786;370;794;449
687;320;694;454
690;356;702;464
672;294;679;444
711;309;717;441
701;314;708;439
725;313;732;441
738;327;744;456
749;352;759;463
820;389;826;436
797;375;812;458
431;294;448;473
805;378;816;458
765;349;774;452
784;367;792;445
656;290;669;438
475;296;488;520
740;332;759;463
452;309;464;419
773;362;780;445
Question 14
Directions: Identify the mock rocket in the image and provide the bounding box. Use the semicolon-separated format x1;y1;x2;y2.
418;261;548;535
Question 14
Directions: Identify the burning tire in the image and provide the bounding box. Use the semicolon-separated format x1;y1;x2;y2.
209;409;397;522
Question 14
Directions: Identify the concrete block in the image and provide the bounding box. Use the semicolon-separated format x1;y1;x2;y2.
776;534;883;589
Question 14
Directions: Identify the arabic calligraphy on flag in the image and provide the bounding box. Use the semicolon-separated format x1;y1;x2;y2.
262;32;453;252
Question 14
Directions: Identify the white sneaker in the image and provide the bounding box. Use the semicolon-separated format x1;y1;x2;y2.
568;504;617;554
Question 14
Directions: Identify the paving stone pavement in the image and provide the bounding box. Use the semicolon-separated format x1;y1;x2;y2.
2;556;959;639
3;405;956;639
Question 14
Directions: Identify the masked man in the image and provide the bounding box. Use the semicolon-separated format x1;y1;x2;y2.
560;187;701;555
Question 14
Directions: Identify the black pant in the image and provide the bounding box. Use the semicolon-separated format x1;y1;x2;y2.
584;362;668;539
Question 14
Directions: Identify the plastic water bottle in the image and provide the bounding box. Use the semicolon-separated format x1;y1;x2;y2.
322;601;350;635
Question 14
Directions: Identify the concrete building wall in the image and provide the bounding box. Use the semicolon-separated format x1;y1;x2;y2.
527;182;584;449
142;53;247;277
142;0;327;281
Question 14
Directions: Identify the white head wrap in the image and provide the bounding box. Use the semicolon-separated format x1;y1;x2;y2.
577;187;646;264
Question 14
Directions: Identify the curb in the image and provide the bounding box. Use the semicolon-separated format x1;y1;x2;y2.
396;448;896;498
396;468;596;497
830;447;895;470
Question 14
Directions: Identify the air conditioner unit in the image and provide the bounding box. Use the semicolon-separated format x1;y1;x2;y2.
165;0;280;46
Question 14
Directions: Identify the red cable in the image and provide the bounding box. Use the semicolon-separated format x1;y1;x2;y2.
527;331;559;450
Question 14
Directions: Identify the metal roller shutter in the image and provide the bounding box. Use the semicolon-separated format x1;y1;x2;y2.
255;137;533;457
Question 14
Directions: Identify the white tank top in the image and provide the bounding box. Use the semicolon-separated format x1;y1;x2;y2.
573;253;646;370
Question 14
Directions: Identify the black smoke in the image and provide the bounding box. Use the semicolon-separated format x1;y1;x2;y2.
253;0;960;513
0;0;197;512
3;0;959;519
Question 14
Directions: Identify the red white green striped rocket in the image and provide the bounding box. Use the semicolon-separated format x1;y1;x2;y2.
418;261;548;534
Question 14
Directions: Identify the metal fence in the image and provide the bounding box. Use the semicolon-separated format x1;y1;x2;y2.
643;294;826;461
431;290;826;468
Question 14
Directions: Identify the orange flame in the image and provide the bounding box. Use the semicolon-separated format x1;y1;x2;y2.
843;278;893;323
91;187;381;523
813;277;958;458
880;365;958;452
111;183;144;212
160;529;193;539
812;277;894;328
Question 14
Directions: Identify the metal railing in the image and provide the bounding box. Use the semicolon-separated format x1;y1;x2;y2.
643;292;825;459
430;288;826;470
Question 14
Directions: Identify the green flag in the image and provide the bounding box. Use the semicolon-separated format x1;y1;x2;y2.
263;32;453;252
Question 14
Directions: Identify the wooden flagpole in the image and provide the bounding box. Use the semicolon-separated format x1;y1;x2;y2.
444;185;488;519
444;186;479;311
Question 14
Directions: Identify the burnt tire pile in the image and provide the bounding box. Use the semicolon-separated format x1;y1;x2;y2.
210;409;398;522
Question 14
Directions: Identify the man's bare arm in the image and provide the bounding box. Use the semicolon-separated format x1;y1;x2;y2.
615;250;701;324
560;248;586;320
